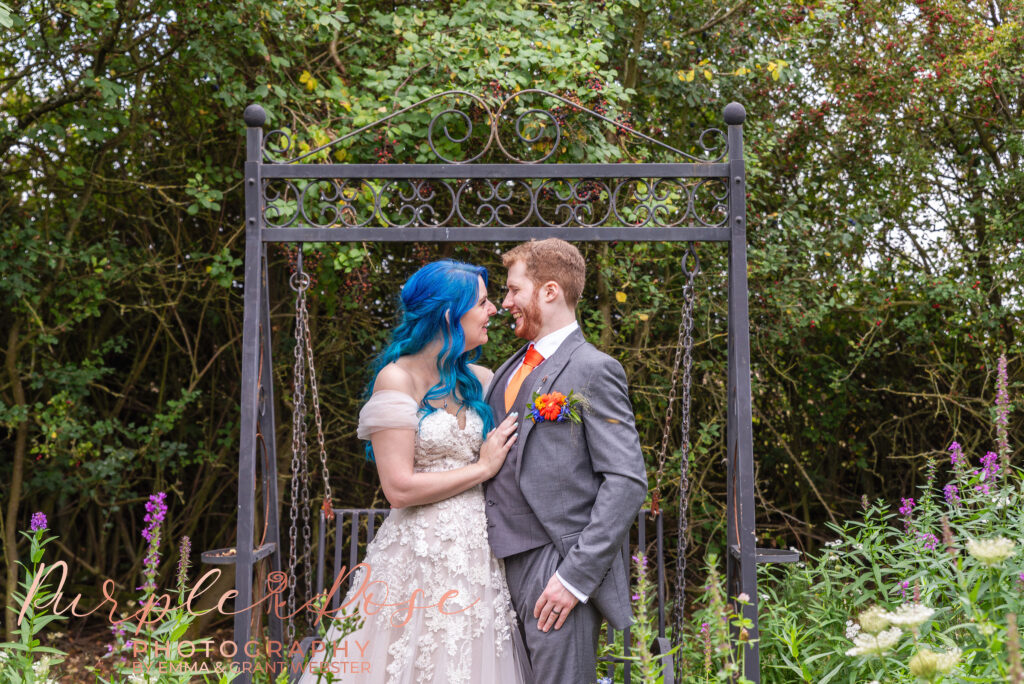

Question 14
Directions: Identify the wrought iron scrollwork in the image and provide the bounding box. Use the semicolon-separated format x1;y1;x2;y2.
380;179;457;227
262;176;729;229
534;179;612;227
427;103;492;164
261;89;730;165
453;179;529;227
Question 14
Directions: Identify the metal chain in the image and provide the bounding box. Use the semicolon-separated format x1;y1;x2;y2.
286;265;312;643
300;290;334;514
286;248;336;637
296;280;314;631
298;341;312;633
665;244;699;683
653;291;688;488
654;244;700;490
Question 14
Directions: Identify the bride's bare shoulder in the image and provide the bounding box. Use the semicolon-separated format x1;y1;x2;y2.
374;362;417;397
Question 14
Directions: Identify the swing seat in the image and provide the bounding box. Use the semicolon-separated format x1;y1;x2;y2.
306;507;673;684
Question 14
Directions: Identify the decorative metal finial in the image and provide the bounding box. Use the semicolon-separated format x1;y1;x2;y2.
244;104;267;128
723;102;746;126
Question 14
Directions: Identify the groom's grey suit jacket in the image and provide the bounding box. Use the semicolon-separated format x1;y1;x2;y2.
483;327;647;630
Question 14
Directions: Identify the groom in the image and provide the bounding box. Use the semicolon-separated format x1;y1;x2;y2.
483;239;648;683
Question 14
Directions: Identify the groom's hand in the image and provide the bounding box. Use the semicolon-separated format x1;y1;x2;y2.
534;573;579;633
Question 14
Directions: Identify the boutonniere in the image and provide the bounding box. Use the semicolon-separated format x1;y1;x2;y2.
527;390;584;424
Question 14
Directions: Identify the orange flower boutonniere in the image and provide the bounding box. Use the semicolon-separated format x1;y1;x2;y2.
527;390;584;424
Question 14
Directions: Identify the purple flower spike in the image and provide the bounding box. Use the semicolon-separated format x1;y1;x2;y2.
918;533;938;550
141;492;168;595
943;484;960;505
948;441;964;467
29;512;47;532
142;492;168;542
701;621;712;674
899;497;916;532
979;451;1000;479
899;497;915;517
996;355;1010;470
975;452;1001;494
177;536;192;591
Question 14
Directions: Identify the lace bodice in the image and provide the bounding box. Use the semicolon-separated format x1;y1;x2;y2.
357;389;486;473
414;408;484;473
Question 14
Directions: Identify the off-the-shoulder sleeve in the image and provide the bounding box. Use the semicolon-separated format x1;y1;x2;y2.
356;390;420;440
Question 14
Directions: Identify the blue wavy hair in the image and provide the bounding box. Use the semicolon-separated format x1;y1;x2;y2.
364;259;496;461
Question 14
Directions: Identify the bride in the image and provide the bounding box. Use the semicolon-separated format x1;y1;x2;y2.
298;260;528;684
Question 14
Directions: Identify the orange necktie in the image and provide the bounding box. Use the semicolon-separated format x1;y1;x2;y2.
504;344;545;412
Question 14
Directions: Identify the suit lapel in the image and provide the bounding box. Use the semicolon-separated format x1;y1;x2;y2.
513;328;587;481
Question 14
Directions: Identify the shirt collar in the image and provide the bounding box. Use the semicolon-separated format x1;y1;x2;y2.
531;321;579;359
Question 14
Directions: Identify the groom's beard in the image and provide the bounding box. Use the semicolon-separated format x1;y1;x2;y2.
512;292;543;341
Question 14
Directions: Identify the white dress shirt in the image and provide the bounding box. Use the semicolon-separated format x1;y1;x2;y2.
504;320;589;603
504;320;580;389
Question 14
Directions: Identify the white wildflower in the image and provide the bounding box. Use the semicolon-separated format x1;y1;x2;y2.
935;648;962;671
908;646;961;678
737;592;750;603
845;619;861;640
977;622;997;636
886;603;935;628
845;626;903;656
857;605;892;634
966;537;1016;567
32;657;51;676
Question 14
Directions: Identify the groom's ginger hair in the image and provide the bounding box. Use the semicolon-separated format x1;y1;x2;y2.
502;239;585;307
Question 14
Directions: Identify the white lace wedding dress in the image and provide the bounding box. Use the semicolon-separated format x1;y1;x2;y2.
297;390;526;684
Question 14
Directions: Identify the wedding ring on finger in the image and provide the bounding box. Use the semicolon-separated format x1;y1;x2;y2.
552;607;561;615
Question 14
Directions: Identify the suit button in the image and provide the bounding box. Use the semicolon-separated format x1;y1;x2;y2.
487;500;495;506
487;522;495;528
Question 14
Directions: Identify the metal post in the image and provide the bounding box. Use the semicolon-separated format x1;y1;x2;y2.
233;103;267;684
259;247;285;671
723;102;759;681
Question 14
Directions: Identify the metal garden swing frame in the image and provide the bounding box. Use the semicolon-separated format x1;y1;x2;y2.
210;90;798;684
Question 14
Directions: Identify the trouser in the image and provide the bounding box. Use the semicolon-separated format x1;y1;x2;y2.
503;543;602;684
